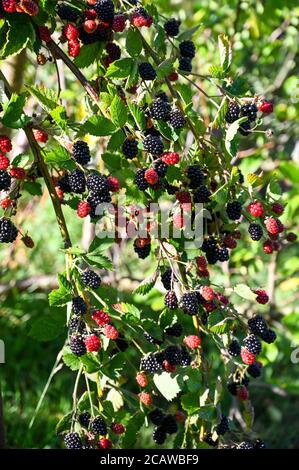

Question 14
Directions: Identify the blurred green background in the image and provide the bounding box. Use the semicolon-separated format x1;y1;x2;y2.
1;0;299;448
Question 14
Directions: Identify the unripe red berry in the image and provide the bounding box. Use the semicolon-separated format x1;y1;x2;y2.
241;348;256;365
2;0;16;13
163;360;176;373
201;286;214;301
175;191;191;204
99;438;112;449
255;288;269;304
103;324;119;340
68;39;80;58
84;334;101;352
265;217;283;235
0;196;12;209
10;167;26;180
217;293;229;305
223;234;237;249
139;392;152;407
144;168;159;185
183;335;201;350
0;135;12;153
83;20;97;34
175;410;186;422
196;256;207;270
33;129;48;143
173;211;184;229
21;234;34;248
136;372;148;388
263;239;274;254
286;232;297;243
198;269;209;278
38;26;51;43
92;309;110;326
55;187;64;200
77;200;91;218
247;200;264;217
83;8;97;20
259;100;273;114
107;175;120;193
162;152;180;165
272;202;284;215
111;423;125;435
237;385;249;401
19;0;39;16
112;13;126;32
63;23;80;41
168;71;179;81
0;154;10;170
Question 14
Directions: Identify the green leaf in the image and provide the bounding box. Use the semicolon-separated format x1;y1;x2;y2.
197;405;217;421
218;34;232;71
10;154;30;167
181;392;200;414
153;372;181;401
62;347;81;371
22;182;43;196
125;60;139;89
1;93;26;128
44;142;72;168
127;103;146;131
84;253;113;270
159;308;175;329
208;309;233;334
266;179;282;201
78;391;96;412
106;387;124;411
126;28;143;57
118;303;141;323
178;24;202;42
247;173;263;187
225;117;247;157
26;85;58;113
110;95;128;128
156;59;174;80
105;58;134;79
50;105;68;131
122;412;145;449
80;354;101;373
133;271;158;295
49;273;72;307
88;237;115;254
28;309;65;342
208;65;225;79
79;115;116;137
212;97;228;129
233;283;256;301
107;130;126;152
1;15;35;59
74;42;103;68
56;412;73;435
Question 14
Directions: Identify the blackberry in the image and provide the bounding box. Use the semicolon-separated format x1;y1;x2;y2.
164;182;178;195
72;296;87;316
215;246;229;262
143;135;164;155
68;316;87;335
106;42;121;61
135;169;149;191
201;236;217;252
143;331;163;345
140;353;164;373
247;362;262;378
165;323;183;337
150;99;170;121
226;102;240;123
179;56;192;72
164;290;178;310
239;121;251;136
149;408;165;426
57;4;80;22
155;92;169;103
81;270;101;289
180;347;191;366
68;169;86;194
203;433;218;447
64;432;82;449
79;411;91;428
193;186;211;203
72;141;91;166
133;240;151;259
243;334;262;355
248;315;268;337
153;426;166;445
187;164;204;188
241;103;258;123
139;62;157;81
180;292;199;315
227;382;238;396
122;139;138;159
88;190;111;207
95;0;114;24
0;170;11;191
169;109;186;129
164;18;180;37
70;334;86;356
237;441;254;449
206;249;218;265
152;159;168;177
248;223;263;241
179;40;196;58
57;174;71;193
161;268;172;290
226;200;242;220
86;173;108;193
162;415;178;434
91;416;107;435
164;345;182;366
216;415;229;435
254;439;266;449
261;328;276;344
0;217;18;243
228;339;241;357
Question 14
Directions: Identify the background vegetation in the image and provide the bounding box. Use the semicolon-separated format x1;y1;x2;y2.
1;0;298;449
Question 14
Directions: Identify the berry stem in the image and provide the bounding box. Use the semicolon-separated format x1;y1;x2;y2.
71;364;84;431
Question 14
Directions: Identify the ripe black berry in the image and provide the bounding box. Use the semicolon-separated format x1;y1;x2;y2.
161;268;172;290
95;0;114;24
179;56;192;72
70;334;86;356
133;240;151;259
122;139;138;159
153;426;166;445
91;415;107;435
248;223;263;241
57;174;71;193
247;362;262;378
68;169;86;194
164;290;178;309
239;121;251;136
180;347;191;366
226;200;242;220
57;4;80;22
79;411;91;428
143;331;163;345
135;169;149;191
179;40;196;58
162;415;178;434
86;173;108;193
227;382;238;395
0;170;11;191
243;335;262;355
164;345;182;366
81;270;101;289
143;135;164;155
152;159;168;177
237;441;254;449
139;62;157;81
228;339;241;357
164;18;180;37
140;352;164;373
169;109;186;129
72;141;91;166
202;236;217;252
180;292;199;315
149;408;165;426
203;433;218;447
260;328;276;344
187;165;204;188
72;296;87;316
248;315;268;337
150;98;170;121
215;415;229;435
241;103;258;123
215;246;230;262
165;323;183;337
193;185;211;203
68;316;87;335
0;217;18;243
226;101;240;123
254;439;266;449
64;432;82;449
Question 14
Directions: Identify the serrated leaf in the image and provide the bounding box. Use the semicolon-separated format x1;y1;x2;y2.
153;372;181;401
84;253;113;270
1;93;26;128
56;412;73;435
247;173;263;187
181;392;200;414
159;308;175;329
105;58;134;79
80;354;101;373
10;154;30;167
225;117;247;157
177;24;202;42
110;95;128;128
23;182;43;196
126;28;143;57
62;347;81;371
208;65;225;79
116;303;141;323
26;85;58;113
233;283;256;301
127;102;146;131
197;405;217;421
1;15;35;59
133;271;158;295
107;129;126;152
28;309;65;342
218;34;232;71
44;142;72;168
78;391;96;412
156;59;174;80
50;105;68;131
79;115;116;136
106;387;124;412
212;96;228;129
49;273;72;307
122;412;145;449
74;42;103;68
266;179;282;201
88;237;115;254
